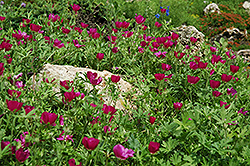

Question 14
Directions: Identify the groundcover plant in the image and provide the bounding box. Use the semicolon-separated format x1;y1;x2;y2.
0;0;250;165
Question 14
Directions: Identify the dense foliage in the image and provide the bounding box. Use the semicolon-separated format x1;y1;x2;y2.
0;0;250;165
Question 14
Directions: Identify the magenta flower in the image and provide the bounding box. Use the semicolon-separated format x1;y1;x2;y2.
59;115;64;126
149;116;156;124
143;34;154;42
0;63;4;76
135;14;146;24
155;37;167;44
74;27;83;34
161;63;172;71
220;101;230;109
154;22;162;28
40;112;58;126
210;46;217;52
61;27;71;34
212;91;222;97
210;80;220;89
8;89;21;98
174;51;185;59
238;108;248;116
102;104;117;115
148;141;160;154
198;61;208;69
16;81;25;88
64;87;80;102
111;75;121;83
87;71;102;85
48;13;60;22
30;24;42;32
80;22;89;28
122;21;130;29
71;4;81;14
60;80;71;90
138;47;144;53
73;40;85;48
171;32;179;41
187;75;200;84
0;16;6;21
92;32;100;39
24;105;35;115
6;99;23;112
115;21;122;28
1;141;10;151
108;36;117;43
113;144;134;160
68;158;82;166
210;69;215;76
53;38;65;48
15;148;30;162
96;53;104;61
190;62;198;70
230;65;239;73
173;102;183;110
211;54;222;65
82;137;99;150
154;51;167;58
57;131;74;142
190;37;197;43
227;87;237;96
221;74;232;82
154;73;165;81
112;47;119;53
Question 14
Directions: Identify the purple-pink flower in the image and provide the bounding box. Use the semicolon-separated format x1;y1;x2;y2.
135;14;146;24
148;141;160;154
15;148;30;162
111;75;120;83
82;137;99;150
57;131;74;142
87;71;102;85
187;75;200;84
227;87;237;97
113;144;134;160
40;112;58;126
173;102;183;110
6;99;23;112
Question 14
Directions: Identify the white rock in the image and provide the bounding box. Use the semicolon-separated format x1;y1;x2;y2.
204;3;220;15
32;63;138;110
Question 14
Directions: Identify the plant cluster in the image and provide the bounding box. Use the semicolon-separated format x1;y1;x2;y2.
199;3;250;51
0;0;250;165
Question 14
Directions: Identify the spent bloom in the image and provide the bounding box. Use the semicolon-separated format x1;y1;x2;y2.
113;144;134;160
